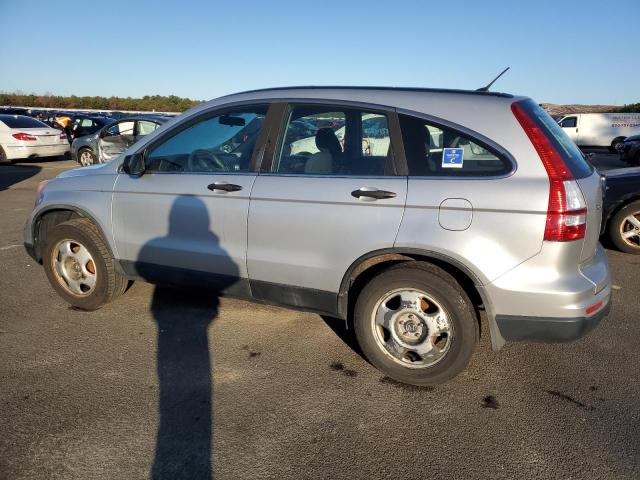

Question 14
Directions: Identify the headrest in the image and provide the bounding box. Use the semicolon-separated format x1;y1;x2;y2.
315;128;342;154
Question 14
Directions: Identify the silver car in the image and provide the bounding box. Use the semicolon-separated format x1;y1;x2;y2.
71;115;170;166
24;86;611;386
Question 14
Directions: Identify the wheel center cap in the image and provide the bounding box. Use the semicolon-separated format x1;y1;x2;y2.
395;314;427;344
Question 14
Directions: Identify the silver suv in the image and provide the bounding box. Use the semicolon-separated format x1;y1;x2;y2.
24;87;612;386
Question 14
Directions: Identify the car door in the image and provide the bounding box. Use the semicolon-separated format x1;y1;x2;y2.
111;105;273;296
98;120;135;162
134;119;162;143
559;116;578;143
246;103;407;314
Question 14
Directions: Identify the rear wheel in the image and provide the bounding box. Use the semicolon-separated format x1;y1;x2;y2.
78;148;96;167
0;146;11;164
353;262;478;386
43;218;129;309
609;200;640;254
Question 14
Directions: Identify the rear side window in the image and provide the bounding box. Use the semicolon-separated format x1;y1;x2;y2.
0;115;49;129
514;99;593;179
399;114;511;177
274;105;394;176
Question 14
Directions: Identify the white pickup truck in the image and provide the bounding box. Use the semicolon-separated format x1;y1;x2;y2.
557;113;640;150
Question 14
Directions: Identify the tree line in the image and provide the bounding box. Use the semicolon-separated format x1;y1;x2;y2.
616;103;640;113
0;92;202;112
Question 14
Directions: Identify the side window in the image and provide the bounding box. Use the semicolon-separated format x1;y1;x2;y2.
145;107;267;173
399;114;511;177
105;121;135;137
274;105;394;176
560;116;577;128
137;120;159;136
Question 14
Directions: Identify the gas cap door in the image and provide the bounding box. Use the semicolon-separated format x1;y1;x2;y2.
439;198;473;231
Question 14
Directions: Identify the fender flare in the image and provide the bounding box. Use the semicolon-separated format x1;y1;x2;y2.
337;247;506;350
31;204;114;262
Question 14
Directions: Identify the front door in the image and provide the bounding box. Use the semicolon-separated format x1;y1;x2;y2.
111;105;270;295
246;103;407;315
98;120;135;162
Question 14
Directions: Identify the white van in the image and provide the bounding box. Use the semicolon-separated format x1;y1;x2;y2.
557;113;640;150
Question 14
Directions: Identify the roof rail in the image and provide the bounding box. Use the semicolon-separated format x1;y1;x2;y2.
234;85;513;98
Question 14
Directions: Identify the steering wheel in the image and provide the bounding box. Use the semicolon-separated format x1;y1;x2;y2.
187;149;228;172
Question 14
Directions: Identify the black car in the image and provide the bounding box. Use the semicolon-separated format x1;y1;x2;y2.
69;115;112;140
617;135;640;165
602;167;640;254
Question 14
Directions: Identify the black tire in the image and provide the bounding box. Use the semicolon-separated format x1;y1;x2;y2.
0;146;12;164
77;148;97;167
609;200;640;255
353;262;478;386
42;218;129;310
610;137;625;153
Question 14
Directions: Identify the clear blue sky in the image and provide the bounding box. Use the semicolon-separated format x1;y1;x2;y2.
1;0;637;105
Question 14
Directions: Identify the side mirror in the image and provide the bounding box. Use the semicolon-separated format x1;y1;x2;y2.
122;151;146;177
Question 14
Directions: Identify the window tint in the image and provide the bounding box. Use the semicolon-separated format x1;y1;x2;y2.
146;107;267;173
137;120;159;136
275;106;393;176
515;99;593;179
0;115;49;129
560;117;577;128
106;121;134;137
399;114;511;177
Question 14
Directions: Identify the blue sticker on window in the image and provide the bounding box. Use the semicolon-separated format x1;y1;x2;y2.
442;147;464;168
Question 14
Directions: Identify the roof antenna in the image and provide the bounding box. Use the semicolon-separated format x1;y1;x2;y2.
476;67;510;92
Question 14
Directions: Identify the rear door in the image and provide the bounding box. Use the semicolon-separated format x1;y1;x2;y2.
246;103;407;313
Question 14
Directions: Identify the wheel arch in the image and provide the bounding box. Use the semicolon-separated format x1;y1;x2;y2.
32;205;112;263
338;248;506;350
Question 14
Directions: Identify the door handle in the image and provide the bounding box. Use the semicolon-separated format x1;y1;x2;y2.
351;188;397;200
207;182;242;192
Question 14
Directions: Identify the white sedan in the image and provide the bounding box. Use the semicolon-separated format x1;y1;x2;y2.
0;115;70;163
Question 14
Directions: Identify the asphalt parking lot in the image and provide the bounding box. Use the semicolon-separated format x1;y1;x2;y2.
1;154;639;480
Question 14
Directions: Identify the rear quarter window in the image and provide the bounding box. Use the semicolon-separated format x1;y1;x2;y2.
515;99;593;179
399;114;512;177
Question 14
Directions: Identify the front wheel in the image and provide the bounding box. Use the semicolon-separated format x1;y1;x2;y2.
354;262;478;386
43;218;129;309
609;200;640;254
610;137;625;153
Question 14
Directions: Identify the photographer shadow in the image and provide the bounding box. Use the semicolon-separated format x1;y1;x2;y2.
136;195;239;480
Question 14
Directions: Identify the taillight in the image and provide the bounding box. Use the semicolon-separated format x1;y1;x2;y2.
12;132;37;141
59;132;67;141
511;101;587;241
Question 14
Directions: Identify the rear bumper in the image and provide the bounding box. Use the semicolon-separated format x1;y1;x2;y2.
5;144;70;160
496;298;611;342
485;242;611;347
